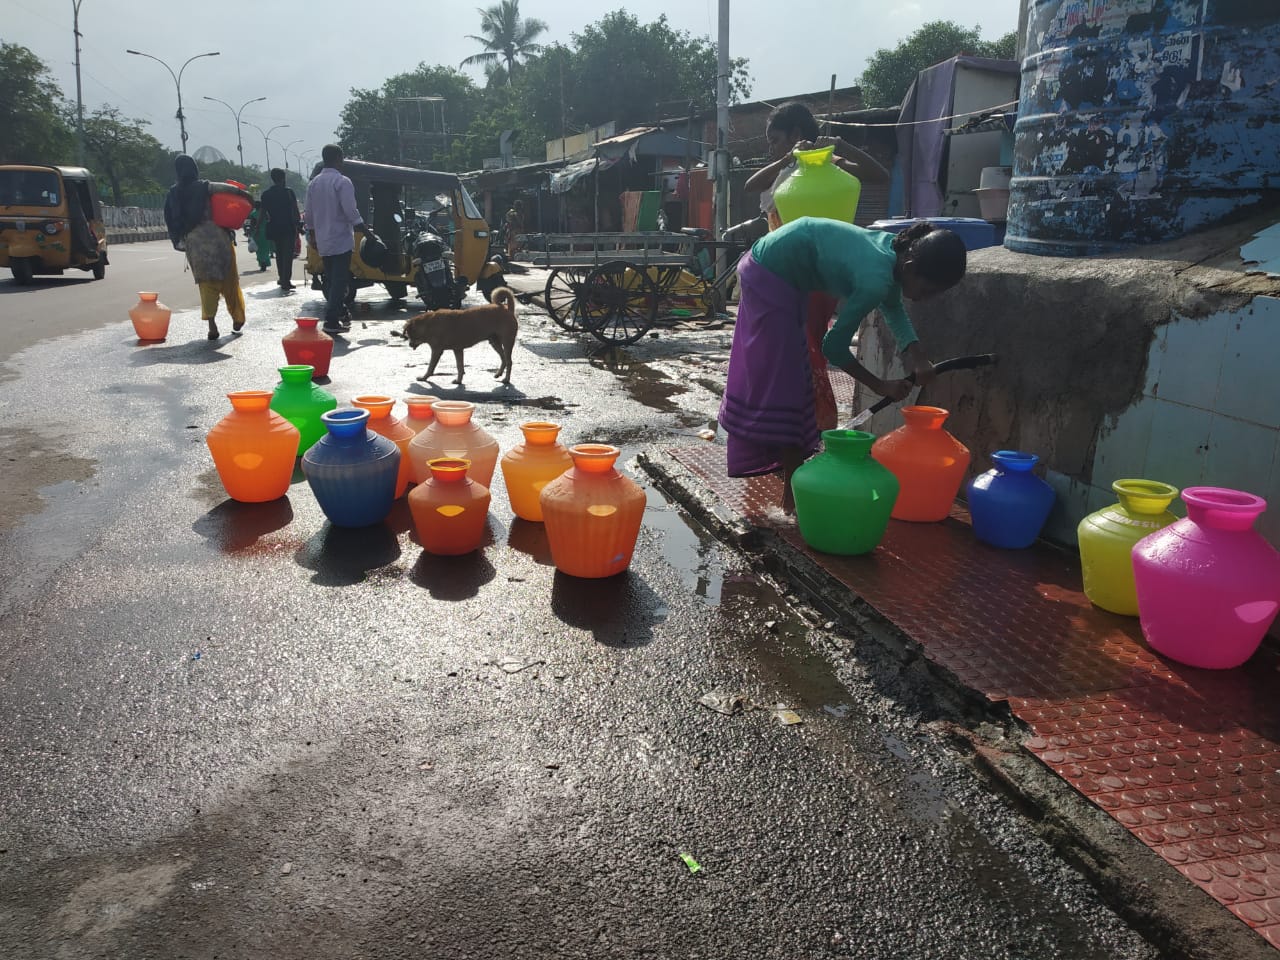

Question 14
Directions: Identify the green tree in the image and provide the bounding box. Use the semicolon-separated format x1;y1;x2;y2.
337;65;481;169
0;42;73;163
858;21;1017;108
460;0;548;83
81;107;167;203
516;14;751;154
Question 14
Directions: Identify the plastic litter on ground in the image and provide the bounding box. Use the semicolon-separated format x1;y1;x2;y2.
662;439;1280;948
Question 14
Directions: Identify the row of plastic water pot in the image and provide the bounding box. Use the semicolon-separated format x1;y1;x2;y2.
131;297;336;378
791;406;1043;554
205;382;645;579
787;405;1280;672
1077;479;1280;670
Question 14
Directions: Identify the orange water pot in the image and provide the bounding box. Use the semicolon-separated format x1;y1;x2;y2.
500;421;573;522
281;318;334;378
128;291;171;340
352;395;415;498
403;395;440;436
407;400;500;488
871;406;970;522
540;444;645;578
408;457;491;555
206;391;300;502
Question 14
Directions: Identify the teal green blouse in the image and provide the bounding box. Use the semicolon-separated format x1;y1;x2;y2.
751;217;918;366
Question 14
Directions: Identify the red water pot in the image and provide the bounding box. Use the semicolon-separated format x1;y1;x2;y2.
281;317;334;378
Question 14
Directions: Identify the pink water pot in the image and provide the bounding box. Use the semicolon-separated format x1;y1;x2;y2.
1132;487;1280;670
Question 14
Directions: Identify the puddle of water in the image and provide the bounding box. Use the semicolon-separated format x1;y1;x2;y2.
642;483;726;603
587;351;686;413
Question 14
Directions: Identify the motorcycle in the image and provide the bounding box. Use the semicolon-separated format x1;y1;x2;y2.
408;211;467;310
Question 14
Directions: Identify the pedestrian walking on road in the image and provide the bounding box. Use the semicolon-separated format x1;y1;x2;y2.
245;201;274;272
260;167;302;291
163;154;251;341
718;217;965;513
304;145;375;334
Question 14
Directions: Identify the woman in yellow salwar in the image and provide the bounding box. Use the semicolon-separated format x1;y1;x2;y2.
163;155;251;340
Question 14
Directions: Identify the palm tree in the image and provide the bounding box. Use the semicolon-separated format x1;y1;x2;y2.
459;1;548;83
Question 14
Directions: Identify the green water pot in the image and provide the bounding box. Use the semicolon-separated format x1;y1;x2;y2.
792;429;899;555
269;364;337;455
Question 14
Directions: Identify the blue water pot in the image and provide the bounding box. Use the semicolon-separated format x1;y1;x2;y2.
967;450;1056;549
301;409;400;527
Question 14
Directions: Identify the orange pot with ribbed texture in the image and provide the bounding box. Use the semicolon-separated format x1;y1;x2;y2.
407;400;499;488
403;395;440;436
352;395;415;498
281;317;334;378
500;421;573;522
129;292;171;340
206;391;301;502
408;458;491;555
871;406;970;522
540;444;645;578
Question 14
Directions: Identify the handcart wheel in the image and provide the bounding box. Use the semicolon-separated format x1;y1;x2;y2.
543;266;590;332
576;260;659;346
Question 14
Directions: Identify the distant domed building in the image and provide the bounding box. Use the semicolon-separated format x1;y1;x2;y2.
191;145;227;165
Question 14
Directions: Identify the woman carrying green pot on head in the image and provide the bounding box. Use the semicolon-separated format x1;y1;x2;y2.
743;101;891;434
718;217;966;513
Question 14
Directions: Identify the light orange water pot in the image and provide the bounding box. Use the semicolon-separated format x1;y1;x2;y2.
539;444;645;578
352;395;415;498
129;292;171;340
408;457;491;555
500;421;573;522
403;395;440;436
206;391;300;502
870;406;970;522
407;400;499;488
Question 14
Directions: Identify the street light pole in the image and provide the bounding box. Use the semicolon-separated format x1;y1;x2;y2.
125;48;220;152
202;95;266;169
72;0;86;166
246;122;289;170
276;139;303;172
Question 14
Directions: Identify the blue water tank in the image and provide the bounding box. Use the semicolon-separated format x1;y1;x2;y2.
871;217;1004;250
1006;0;1280;256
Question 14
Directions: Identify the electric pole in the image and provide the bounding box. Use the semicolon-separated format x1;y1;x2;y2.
72;0;86;165
714;0;730;241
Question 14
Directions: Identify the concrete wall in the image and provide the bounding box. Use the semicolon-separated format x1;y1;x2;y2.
102;205;168;244
857;208;1280;549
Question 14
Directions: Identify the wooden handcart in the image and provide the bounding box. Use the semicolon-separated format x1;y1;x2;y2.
527;231;742;346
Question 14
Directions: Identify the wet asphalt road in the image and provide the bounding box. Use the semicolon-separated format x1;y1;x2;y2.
0;276;1161;959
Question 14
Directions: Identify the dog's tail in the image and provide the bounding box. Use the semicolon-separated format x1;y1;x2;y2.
491;286;517;313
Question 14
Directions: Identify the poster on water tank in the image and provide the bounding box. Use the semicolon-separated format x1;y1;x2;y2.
1037;0;1206;44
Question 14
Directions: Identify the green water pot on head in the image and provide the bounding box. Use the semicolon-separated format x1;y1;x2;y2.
792;429;900;555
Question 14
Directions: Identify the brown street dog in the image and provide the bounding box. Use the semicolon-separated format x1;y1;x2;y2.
400;287;518;386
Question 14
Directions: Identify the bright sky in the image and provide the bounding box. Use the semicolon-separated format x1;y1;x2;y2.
7;0;1019;167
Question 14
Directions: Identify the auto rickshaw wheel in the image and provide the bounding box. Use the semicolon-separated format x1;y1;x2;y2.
478;272;506;302
384;281;408;301
10;258;33;285
92;260;106;280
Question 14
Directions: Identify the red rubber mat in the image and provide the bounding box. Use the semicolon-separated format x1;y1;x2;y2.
662;442;1280;947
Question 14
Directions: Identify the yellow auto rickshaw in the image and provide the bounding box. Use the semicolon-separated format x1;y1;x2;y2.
0;164;108;284
304;158;502;308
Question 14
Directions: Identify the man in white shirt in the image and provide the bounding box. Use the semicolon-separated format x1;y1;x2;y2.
304;144;373;333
